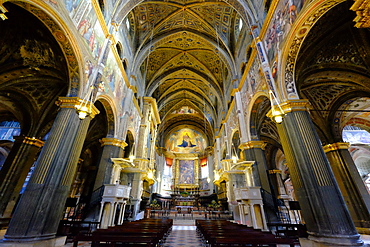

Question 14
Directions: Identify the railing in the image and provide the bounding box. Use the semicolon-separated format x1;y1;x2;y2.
90;186;105;206
260;188;291;224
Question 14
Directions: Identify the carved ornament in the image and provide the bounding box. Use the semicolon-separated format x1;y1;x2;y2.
323;142;350;153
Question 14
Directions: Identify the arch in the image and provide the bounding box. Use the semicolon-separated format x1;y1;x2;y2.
247;92;270;140
95;95;117;137
231;130;241;161
279;0;346;101
116;42;124;60
12;0;84;97
124;130;135;159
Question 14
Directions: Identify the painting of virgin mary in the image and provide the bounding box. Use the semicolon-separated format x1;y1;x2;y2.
178;133;196;147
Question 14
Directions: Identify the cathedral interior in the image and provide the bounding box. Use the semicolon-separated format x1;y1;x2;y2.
0;0;370;246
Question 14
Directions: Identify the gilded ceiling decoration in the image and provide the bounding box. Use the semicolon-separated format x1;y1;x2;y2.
351;0;370;28
129;0;245;145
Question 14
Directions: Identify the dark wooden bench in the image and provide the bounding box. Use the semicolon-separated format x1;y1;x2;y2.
73;218;172;247
196;219;298;247
91;232;159;246
0;218;11;230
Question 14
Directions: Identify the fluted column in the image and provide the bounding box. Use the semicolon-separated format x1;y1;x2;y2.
240;141;271;193
0;136;44;218
268;99;362;246
93;138;126;191
4;97;99;242
324;142;370;230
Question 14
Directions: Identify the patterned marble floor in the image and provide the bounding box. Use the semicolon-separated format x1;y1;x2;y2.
163;221;204;247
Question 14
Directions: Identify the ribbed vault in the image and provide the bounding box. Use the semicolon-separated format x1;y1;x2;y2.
127;0;250;147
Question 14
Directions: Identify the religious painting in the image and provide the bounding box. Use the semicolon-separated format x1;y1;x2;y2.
165;128;207;153
263;0;304;64
65;0;104;59
172;106;197;114
200;178;209;190
343;130;370;144
179;160;195;184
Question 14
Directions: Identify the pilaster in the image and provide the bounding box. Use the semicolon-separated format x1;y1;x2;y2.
93;138;127;191
240;141;271;193
323;142;370;230
268;99;362;246
0;136;44;218
4;97;97;242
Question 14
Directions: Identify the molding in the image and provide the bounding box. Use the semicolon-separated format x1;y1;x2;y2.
100;138;128;149
239;141;266;150
323;142;350;153
14;136;44;148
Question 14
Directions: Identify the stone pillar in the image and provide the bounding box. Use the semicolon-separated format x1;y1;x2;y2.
324;142;370;230
136;97;160;160
4;97;99;242
125;172;144;220
240;141;271;193
268;99;362;246
0;136;44;218
93;138;126;191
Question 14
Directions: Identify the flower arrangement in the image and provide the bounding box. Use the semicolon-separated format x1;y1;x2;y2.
208;200;221;210
149;199;161;209
180;191;189;197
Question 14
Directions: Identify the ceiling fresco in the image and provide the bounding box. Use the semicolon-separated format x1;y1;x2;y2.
129;0;246;148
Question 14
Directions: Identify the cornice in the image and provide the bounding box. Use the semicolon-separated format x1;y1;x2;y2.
323;142;350;153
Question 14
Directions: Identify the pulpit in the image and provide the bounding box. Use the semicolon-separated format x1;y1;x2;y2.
98;184;131;228
235;187;267;230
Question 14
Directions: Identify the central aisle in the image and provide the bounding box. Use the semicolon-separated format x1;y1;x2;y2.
163;219;203;247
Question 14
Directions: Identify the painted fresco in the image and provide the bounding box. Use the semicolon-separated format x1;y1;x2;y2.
64;0;105;59
172;106;197;114
179;160;194;184
200;178;209;190
165;128;207;153
103;50;121;98
264;0;304;64
343;130;370;144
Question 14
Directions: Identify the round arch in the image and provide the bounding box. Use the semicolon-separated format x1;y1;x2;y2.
278;0;346;101
95;95;117;137
247;92;270;140
12;0;84;97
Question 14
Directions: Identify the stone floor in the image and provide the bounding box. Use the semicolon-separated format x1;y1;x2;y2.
1;222;370;246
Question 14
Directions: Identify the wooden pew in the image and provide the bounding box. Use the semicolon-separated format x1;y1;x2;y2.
196;219;298;247
73;218;172;247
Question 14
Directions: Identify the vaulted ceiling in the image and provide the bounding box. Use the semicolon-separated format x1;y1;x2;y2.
128;1;247;145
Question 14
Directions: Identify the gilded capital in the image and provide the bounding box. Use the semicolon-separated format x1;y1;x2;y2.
279;99;311;114
268;169;282;174
56;97;80;108
351;0;370;28
56;96;100;119
100;138;128;149
323;142;350;153
239;141;267;150
14;136;44;148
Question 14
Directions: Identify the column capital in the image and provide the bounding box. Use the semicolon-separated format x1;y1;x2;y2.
56;97;100;119
351;0;370;28
267;99;311;123
279;99;311;114
14;136;44;148
268;169;282;174
239;141;266;150
323;142;350;153
100;138;127;149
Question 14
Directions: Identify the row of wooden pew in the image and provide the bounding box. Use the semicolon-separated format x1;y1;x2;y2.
73;218;173;247
196;219;298;247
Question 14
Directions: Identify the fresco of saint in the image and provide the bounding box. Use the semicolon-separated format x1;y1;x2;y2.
178;133;196;147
